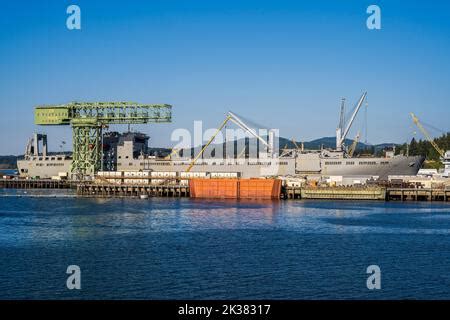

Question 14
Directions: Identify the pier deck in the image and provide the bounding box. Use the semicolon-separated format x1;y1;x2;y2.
76;183;190;198
0;179;74;189
2;179;450;201
387;188;450;202
285;186;450;201
285;186;386;200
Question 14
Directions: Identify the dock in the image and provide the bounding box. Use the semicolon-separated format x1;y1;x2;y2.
0;179;74;189
294;186;386;200
387;188;450;202
285;186;450;201
76;183;190;198
2;178;450;201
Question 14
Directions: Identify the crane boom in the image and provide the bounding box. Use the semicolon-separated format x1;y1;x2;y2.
348;131;361;157
410;113;445;158
186;115;232;172
227;111;269;148
186;111;272;172
343;92;366;140
292;138;300;149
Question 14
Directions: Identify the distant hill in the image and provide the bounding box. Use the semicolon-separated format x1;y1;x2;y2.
280;136;397;152
179;136;398;158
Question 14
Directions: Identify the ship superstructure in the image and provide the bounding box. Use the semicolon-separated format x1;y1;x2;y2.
17;134;71;178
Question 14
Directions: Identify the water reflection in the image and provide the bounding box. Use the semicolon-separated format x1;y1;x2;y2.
2;197;450;299
2;197;450;246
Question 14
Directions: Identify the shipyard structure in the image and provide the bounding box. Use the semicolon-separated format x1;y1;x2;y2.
17;93;431;189
17;130;424;180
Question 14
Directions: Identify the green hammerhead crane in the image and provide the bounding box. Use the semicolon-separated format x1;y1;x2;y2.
34;102;172;179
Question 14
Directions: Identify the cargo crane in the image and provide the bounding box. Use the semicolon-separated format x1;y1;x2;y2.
186;111;273;172
336;92;367;152
410;113;445;158
410;113;450;177
292;138;300;150
34;102;172;179
348;131;361;157
165;147;180;160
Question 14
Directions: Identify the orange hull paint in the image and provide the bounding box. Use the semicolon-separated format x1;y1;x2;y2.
189;178;281;199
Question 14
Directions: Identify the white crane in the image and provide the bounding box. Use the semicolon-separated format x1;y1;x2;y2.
186;111;274;172
336;92;367;152
227;111;272;153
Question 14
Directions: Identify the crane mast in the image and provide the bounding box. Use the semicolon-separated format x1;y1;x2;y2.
292;138;300;150
338;98;345;134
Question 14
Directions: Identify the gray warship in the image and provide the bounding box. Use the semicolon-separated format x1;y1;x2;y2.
17;92;425;179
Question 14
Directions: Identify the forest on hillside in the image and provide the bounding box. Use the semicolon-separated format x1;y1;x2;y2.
395;132;450;168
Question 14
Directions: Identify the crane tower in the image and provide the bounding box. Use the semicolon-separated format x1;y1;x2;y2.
34;102;172;179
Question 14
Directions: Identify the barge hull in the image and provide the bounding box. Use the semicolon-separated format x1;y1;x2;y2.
189;178;281;199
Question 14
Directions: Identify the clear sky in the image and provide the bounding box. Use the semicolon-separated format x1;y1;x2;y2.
1;0;450;155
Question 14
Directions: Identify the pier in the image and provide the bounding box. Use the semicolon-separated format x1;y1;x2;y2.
0;179;74;189
387;188;450;202
76;183;190;198
2;179;450;201
287;186;386;200
284;186;450;201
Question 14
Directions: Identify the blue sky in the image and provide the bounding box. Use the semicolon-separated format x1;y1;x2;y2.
1;0;450;154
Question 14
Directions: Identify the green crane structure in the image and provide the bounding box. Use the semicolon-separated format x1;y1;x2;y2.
34;102;172;179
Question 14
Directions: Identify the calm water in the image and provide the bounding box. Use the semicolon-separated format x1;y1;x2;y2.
0;169;16;175
1;191;450;299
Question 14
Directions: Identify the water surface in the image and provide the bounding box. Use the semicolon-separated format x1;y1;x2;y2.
1;193;450;299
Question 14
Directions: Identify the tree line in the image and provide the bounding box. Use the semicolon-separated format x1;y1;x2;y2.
395;132;450;162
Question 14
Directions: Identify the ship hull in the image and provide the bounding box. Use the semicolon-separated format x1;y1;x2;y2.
115;155;424;179
320;155;425;178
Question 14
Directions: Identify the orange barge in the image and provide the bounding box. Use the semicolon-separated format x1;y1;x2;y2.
189;178;282;199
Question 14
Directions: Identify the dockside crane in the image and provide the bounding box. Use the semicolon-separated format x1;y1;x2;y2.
34;102;172;179
410;113;445;158
336;92;367;152
185;111;273;172
348;131;361;157
165;147;181;160
292;138;300;150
